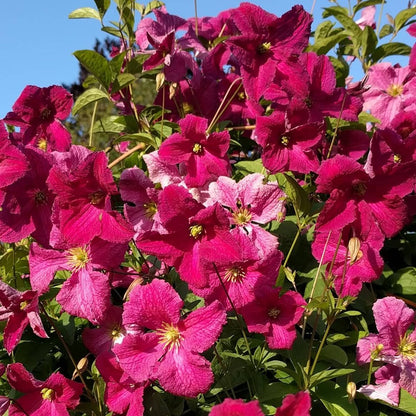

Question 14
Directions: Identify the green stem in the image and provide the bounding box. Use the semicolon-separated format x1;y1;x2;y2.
367;357;374;385
89;98;99;148
309;316;334;378
376;0;385;38
283;228;300;269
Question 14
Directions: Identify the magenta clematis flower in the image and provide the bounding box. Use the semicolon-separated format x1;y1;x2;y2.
255;108;324;174
113;279;226;397
47;146;133;246
4;85;72;152
239;286;306;350
96;351;146;416
312;209;385;297
191;232;282;310
6;363;83;416
0;122;28;188
316;154;415;238
210;398;264;415
158;114;231;187
355;6;376;30
0;147;54;247
362;63;416;126
275;391;311;416
356;297;416;402
0;281;48;354
136;184;230;287
29;237;126;324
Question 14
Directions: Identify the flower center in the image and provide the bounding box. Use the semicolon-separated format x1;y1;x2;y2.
89;191;106;205
232;207;252;226
143;202;157;219
189;224;204;239
182;102;194;115
393;154;401;163
398;335;416;360
257;41;271;54
281;136;289;146
192;143;203;154
34;190;47;205
347;237;363;265
224;267;246;283
20;301;28;310
41;108;52;120
351;182;367;196
37;138;48;151
387;84;404;97
41;387;55;401
268;308;280;319
157;322;183;351
67;247;90;271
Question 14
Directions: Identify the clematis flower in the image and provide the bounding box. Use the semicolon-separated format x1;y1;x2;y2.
113;279;226;397
47;145;133;246
96;351;146;416
6;363;83;416
362;63;416;126
356;297;416;402
136;185;230;287
158;114;231;187
239;286;306;350
29;237;126;324
4;85;72;152
210;398;264;415
0;281;48;354
208;173;286;256
355;6;376;30
0;147;54;247
275;391;311;416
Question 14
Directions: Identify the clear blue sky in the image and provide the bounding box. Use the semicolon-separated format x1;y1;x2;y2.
0;1;412;118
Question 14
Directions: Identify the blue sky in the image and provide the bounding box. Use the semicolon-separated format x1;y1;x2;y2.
0;1;412;118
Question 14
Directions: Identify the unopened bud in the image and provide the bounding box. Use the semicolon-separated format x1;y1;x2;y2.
155;72;165;91
347;381;356;402
72;356;89;380
169;82;178;99
123;277;144;301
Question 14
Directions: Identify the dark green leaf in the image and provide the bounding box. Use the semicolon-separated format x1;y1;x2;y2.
109;52;127;79
111;73;136;93
371;42;411;62
94;0;111;17
308;31;348;55
323;6;363;39
72;88;110;115
310;367;356;387
73;50;112;89
278;173;310;217
101;25;122;37
315;380;359;416
394;8;416;32
361;26;378;57
144;0;164;16
379;24;394;39
68;7;101;20
389;267;416;295
314;21;335;40
319;344;348;366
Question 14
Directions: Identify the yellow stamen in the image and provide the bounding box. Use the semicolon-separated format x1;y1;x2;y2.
232;207;252;226
20;301;28;310
281;136;289;146
41;387;55;401
398;335;416;360
143;202;157;219
393;154;401;163
89;191;105;205
67;247;89;271
157;322;183;351
224;267;246;283
386;84;404;97
37;138;48;151
189;224;204;239
192;143;203;154
268;308;280;319
257;41;271;54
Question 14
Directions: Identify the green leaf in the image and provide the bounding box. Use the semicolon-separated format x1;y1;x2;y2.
389;267;416;295
394;8;416;32
379;24;394;39
308;31;348;55
93;115;138;134
72;88;110;115
371;42;411;62
319;345;348;366
234;159;264;174
68;7;101;20
109;52;127;79
144;0;164;16
323;6;363;39
73;50;112;89
397;389;416;415
101;25;122;37
315;380;358;416
361;26;378;58
111;73;137;94
277;173;310;217
314;21;335;40
309;367;356;387
94;0;111;17
353;0;384;15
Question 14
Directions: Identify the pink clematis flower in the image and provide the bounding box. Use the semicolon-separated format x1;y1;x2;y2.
0;281;48;354
29;237;126;324
113;279;226;397
362;63;416;127
239;286;306;350
356;297;416;402
47;145;133;246
275;391;311;416
6;363;83;416
158;114;231;187
355;6;376;30
4;85;72;152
